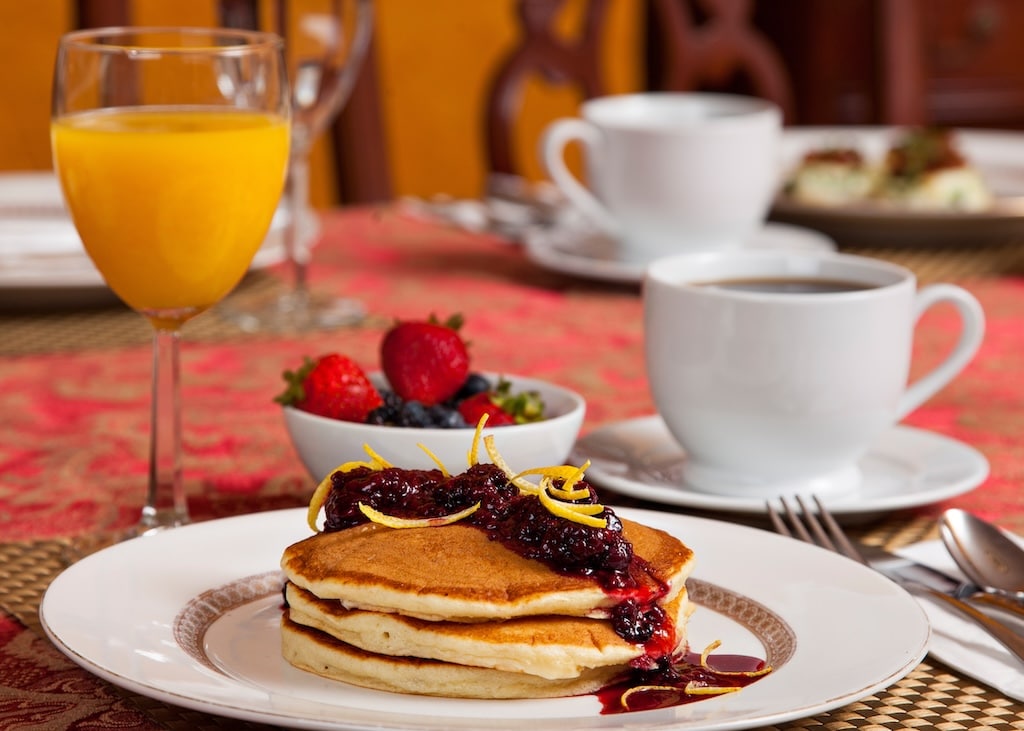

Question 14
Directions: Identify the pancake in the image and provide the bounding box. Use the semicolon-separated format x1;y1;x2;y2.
285;582;694;680
281;519;694;622
281;616;627;699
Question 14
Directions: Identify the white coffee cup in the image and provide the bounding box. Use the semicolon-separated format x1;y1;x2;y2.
643;250;985;498
540;92;782;264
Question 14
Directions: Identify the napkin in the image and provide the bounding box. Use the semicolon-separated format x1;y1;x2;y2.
898;536;1024;701
0;218;85;258
0;172;86;259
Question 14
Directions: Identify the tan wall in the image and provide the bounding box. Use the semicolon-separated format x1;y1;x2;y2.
0;0;642;204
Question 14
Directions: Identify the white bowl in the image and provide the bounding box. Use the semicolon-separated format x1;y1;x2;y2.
282;372;586;481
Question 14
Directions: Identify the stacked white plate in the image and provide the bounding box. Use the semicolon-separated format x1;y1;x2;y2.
0;171;308;309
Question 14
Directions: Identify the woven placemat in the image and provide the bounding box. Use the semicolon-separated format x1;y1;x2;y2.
0;272;287;357
4;519;1022;731
843;241;1024;282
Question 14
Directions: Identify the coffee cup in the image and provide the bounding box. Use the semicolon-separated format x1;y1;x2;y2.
643;250;985;497
540;92;781;264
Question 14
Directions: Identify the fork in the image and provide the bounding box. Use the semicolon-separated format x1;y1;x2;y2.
767;495;1024;665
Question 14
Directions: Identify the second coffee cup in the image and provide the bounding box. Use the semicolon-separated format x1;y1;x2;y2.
541;92;781;264
643;250;985;498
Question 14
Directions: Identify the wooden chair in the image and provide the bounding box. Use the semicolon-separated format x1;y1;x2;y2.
73;0;391;204
484;0;928;178
485;0;795;177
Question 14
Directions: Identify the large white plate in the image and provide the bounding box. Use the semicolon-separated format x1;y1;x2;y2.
523;221;835;284
574;416;988;520
772;127;1024;247
0;171;311;308
41;507;929;730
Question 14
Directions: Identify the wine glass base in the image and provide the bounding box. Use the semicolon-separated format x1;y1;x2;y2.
219;290;366;333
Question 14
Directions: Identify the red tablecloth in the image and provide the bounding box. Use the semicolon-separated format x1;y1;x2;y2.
1;206;1023;730
1;207;1021;541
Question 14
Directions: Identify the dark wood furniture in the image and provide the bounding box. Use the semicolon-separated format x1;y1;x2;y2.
486;0;1024;179
756;0;1024;130
485;0;797;176
73;0;391;204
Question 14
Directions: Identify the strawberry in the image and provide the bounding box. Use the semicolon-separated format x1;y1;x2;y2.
380;314;470;406
275;354;383;422
457;392;517;426
456;378;545;427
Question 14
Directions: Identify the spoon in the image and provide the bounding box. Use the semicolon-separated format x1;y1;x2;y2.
939;509;1024;619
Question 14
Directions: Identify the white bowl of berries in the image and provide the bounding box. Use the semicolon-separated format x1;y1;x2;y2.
277;316;586;481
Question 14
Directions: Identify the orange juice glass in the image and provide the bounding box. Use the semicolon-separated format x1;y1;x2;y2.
51;28;290;536
53;109;289;327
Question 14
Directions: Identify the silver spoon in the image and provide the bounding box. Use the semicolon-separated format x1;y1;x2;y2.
939;509;1024;619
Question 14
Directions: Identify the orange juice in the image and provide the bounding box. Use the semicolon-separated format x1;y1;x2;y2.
52;108;289;321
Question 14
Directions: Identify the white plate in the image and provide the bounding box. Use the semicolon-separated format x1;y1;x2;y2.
523;222;836;284
41;507;929;731
772;127;1024;247
574;416;988;519
0;171;310;308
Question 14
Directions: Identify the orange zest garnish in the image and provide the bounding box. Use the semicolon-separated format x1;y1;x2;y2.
306;476;334;532
484;434;541;494
683;682;743;696
311;422;608;533
516;466;590;500
545;460;591;500
485;433;606;527
468;414;488;467
699;640;773;677
362;444;393;470
418;443;450;478
537;482;608;529
358;501;480;528
619;685;683;709
306;445;393;532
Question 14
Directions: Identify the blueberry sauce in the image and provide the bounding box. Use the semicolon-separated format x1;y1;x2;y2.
319;463;770;709
322;463;654;593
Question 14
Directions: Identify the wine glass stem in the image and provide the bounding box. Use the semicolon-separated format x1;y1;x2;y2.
140;326;188;531
286;151;312;302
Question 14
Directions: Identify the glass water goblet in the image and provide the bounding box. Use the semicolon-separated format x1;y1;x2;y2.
219;0;374;332
51;27;291;537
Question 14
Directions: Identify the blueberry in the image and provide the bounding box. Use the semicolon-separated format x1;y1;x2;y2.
453;373;491;402
380;389;403;409
611;599;658;644
399;401;431;427
365;406;393;425
428;404;467;428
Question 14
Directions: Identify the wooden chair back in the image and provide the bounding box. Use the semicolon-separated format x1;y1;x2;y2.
485;0;927;178
73;0;391;204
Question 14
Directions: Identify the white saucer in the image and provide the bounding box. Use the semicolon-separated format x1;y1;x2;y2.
573;415;989;519
523;221;836;284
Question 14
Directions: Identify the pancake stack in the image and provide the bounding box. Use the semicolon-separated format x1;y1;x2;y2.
280;517;695;699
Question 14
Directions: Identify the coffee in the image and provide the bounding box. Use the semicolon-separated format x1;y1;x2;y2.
697;277;875;294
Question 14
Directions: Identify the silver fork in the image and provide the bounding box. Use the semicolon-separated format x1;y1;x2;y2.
767;495;1024;665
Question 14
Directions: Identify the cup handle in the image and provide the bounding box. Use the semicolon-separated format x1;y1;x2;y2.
540;118;620;235
897;284;985;420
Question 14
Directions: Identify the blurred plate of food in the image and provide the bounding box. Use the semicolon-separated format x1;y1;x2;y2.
771;127;1024;247
0;171;311;309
